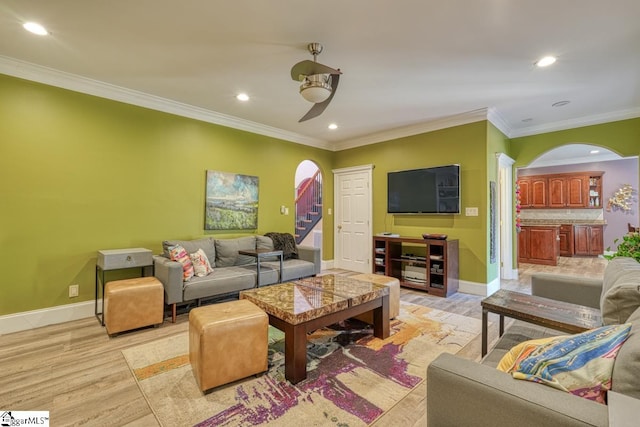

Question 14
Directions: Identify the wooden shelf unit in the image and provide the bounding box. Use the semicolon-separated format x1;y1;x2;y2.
373;236;459;297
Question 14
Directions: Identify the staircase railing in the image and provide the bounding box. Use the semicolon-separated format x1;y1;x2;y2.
295;170;322;245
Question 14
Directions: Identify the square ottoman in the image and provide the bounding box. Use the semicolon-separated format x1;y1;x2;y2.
189;299;268;392
104;276;164;335
351;273;400;322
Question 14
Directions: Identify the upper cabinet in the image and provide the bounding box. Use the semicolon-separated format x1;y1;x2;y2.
519;176;547;208
518;172;603;209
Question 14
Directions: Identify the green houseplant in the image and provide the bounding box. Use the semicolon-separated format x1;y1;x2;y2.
605;232;640;262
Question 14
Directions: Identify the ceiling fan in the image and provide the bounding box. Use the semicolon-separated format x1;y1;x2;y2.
290;42;342;122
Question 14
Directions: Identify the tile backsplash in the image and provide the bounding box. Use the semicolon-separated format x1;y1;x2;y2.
521;209;604;221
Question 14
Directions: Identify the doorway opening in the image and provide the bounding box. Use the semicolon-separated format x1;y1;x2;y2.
294;160;323;254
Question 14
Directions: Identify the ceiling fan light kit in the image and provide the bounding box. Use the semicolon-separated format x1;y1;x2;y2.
290;42;342;122
300;74;332;103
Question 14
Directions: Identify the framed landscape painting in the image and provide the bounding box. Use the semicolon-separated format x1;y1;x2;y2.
205;170;259;230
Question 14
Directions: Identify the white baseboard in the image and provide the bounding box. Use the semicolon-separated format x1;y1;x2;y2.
501;267;519;280
458;277;501;297
322;259;334;270
0;300;97;335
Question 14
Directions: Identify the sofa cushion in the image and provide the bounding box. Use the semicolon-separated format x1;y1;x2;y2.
611;306;640;399
214;238;239;267
500;323;631;404
256;235;274;251
163;238;216;268
182;266;257;301
256;235;279;261
236;236;258;265
601;257;640;325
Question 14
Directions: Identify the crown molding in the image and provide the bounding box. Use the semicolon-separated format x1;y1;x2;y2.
0;55;331;150
487;107;513;137
332;108;490;151
508;107;640;138
4;56;637;150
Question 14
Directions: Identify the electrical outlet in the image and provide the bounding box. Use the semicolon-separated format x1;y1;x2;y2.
465;207;479;216
69;284;79;298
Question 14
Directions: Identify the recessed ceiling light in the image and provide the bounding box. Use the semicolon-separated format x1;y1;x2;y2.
236;93;249;101
552;100;570;107
590;150;600;154
23;22;49;36
328;123;338;130
535;56;556;67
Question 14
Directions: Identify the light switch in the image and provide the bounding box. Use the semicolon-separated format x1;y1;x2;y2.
465;207;479;216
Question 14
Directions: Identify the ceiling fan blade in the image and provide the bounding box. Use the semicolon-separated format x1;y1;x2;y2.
291;60;342;81
299;74;340;122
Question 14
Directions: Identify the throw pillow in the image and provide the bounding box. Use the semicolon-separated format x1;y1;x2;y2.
496;335;563;372
190;248;213;277
498;323;632;404
168;244;195;282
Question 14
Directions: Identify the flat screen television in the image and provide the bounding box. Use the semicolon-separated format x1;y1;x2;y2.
387;164;460;214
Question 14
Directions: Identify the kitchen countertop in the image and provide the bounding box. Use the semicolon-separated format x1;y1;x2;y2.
521;219;607;226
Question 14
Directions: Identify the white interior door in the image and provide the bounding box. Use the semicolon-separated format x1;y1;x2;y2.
333;165;373;273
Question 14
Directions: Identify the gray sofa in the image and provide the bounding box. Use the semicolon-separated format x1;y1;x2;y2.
153;235;321;322
427;257;640;426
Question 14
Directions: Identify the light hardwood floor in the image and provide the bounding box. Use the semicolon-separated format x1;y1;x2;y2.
0;257;607;427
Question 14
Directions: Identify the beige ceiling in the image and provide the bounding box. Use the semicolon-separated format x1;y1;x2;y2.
1;0;639;150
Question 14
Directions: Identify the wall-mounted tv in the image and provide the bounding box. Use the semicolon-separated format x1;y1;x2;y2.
387;164;460;214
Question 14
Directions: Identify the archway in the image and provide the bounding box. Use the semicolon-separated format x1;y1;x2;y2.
517;143;637;253
294;160;323;253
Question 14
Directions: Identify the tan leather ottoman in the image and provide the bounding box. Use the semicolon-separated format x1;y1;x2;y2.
352;273;400;322
104;276;164;335
189;299;268;392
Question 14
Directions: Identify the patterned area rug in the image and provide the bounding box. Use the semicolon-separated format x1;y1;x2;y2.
122;303;480;426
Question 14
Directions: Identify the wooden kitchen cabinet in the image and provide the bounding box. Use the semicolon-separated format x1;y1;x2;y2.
518;177;547;208
588;174;603;208
518;172;602;209
566;175;590;207
548;176;566;208
518;226;560;266
549;175;589;208
559;225;574;256
574;225;604;256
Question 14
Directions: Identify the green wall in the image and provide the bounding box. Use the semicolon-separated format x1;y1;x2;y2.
511;118;640;167
0;74;335;315
4;70;637;318
334;121;492;284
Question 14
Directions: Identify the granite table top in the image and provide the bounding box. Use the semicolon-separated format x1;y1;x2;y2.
240;274;389;325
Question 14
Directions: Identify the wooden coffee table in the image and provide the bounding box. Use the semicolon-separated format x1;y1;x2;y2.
240;274;390;384
481;289;602;356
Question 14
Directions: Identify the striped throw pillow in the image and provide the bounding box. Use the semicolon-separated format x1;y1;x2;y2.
499;323;631;404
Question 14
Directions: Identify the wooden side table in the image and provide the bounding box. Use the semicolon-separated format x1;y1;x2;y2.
480;289;602;357
238;249;283;287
